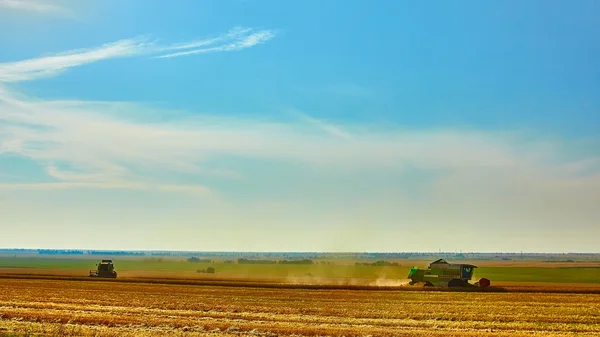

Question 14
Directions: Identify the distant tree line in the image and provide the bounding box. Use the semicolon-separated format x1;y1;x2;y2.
356;260;399;267
39;250;84;255
237;258;314;265
278;259;313;265
187;257;213;263
89;251;144;256
37;250;144;256
238;259;277;264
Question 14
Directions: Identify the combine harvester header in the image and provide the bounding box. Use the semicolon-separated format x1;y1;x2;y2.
408;259;490;288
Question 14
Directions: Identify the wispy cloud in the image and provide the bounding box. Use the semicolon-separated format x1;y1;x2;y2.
0;38;153;82
286;108;353;140
0;181;211;196
1;86;598;190
156;27;278;59
160;26;253;52
0;27;278;82
0;0;65;14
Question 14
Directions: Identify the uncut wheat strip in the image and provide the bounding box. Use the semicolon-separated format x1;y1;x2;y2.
5;301;598;323
1;305;599;334
120;298;600;324
3;287;597;317
0;320;242;337
0;320;544;337
241;299;600;319
2;316;600;337
4;291;599;319
1;292;599;325
2;298;599;327
4;286;599;315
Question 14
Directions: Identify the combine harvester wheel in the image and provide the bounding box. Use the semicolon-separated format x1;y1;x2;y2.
475;278;491;288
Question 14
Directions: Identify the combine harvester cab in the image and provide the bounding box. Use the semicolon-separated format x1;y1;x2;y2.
408;259;490;288
89;259;118;278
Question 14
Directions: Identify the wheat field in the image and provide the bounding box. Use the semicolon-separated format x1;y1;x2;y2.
0;278;599;336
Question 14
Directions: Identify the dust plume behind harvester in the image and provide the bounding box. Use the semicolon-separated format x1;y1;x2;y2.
408;259;490;288
89;259;117;278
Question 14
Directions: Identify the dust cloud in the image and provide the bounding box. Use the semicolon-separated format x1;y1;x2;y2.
285;275;362;286
368;275;411;287
285;273;411;287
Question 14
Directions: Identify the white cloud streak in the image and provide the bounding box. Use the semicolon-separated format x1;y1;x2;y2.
0;27;278;82
0;39;153;82
0;0;65;14
286;108;353;140
0;181;211;196
156;28;278;59
1;86;598;191
160;26;253;52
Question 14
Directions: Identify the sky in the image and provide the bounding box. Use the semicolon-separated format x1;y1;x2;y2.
0;0;599;253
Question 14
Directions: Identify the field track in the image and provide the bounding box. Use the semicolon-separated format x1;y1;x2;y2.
1;277;599;336
0;273;599;294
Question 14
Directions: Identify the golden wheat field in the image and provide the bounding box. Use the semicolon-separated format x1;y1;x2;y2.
0;278;599;337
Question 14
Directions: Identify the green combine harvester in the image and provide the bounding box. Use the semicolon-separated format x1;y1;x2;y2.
408;259;490;288
89;259;117;278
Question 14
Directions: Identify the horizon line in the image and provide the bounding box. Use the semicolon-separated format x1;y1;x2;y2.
1;248;598;255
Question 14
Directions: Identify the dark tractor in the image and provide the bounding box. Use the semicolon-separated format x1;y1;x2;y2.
89;259;117;278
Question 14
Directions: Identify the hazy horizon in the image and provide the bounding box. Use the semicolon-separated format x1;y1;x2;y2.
2;247;598;255
1;1;599;252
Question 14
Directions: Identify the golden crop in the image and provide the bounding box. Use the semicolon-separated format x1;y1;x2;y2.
0;278;599;336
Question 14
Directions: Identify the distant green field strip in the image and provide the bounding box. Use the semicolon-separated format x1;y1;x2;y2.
0;258;92;269
0;258;411;278
1;258;599;283
475;267;600;283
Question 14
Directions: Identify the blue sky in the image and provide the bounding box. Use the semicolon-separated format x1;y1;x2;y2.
0;0;599;252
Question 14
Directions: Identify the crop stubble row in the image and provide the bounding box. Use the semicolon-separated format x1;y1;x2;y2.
0;279;599;336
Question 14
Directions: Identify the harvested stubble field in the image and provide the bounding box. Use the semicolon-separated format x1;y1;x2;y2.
0;278;599;337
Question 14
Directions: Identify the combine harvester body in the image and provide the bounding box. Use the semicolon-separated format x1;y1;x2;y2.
89;259;117;278
408;259;490;288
